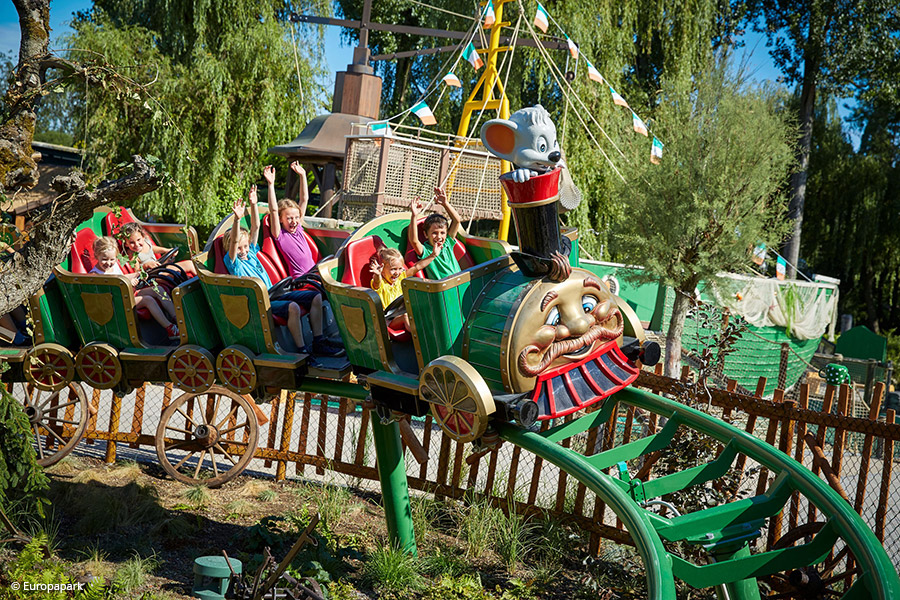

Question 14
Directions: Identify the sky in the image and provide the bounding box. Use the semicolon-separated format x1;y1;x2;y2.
1;0;848;138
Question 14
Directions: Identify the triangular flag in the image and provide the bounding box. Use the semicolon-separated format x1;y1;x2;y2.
483;1;495;28
411;101;437;126
609;86;629;109
565;35;578;60
369;121;392;136
533;3;550;33
463;42;484;70
442;72;462;87
632;112;648;136
650;137;664;164
586;60;603;83
776;256;786;280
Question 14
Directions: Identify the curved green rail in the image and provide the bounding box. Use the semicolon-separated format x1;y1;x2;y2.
496;386;900;600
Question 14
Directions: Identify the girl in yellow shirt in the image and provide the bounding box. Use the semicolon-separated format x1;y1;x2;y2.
369;247;435;330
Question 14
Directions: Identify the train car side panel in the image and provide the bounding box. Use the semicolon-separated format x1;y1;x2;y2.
172;279;221;349
29;276;78;347
55;269;141;348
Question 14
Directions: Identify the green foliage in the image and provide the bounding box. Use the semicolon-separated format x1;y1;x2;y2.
494;511;534;571
256;488;278;503
0;386;49;519
362;543;425;597
0;536;69;600
421;574;539;600
612;60;794;293
457;497;502;558
65;0;328;226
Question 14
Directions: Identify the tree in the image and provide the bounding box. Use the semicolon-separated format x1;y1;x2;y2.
64;0;328;226
0;0;161;316
743;0;900;278
610;61;794;376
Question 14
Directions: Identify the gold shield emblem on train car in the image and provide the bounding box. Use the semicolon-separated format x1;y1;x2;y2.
341;306;367;343
81;292;114;326
222;295;250;329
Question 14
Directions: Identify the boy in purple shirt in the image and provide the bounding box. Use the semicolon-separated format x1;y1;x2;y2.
264;163;343;356
225;185;342;357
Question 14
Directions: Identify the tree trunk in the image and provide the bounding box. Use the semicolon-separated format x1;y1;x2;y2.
664;282;699;378
783;56;818;280
0;0;50;190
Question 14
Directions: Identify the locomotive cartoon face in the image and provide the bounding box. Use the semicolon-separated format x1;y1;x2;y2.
504;269;623;393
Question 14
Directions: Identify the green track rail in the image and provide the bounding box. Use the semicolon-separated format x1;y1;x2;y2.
496;386;900;600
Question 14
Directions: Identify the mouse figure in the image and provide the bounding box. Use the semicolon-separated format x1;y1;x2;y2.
481;105;574;281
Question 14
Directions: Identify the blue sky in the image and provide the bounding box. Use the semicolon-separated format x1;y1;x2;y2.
0;1;813;125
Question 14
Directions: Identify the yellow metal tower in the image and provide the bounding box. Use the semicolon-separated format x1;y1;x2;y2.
455;0;513;240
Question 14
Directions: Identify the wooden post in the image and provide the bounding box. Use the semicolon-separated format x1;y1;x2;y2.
105;392;122;464
276;391;295;481
874;409;894;542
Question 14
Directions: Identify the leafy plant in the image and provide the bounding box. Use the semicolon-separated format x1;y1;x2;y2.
0;386;50;518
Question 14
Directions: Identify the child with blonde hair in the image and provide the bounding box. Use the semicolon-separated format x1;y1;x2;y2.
264;162;343;356
225;185;342;358
120;221;196;275
90;236;179;340
368;246;436;330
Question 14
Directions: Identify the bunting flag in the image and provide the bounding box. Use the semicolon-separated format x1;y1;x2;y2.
752;243;766;266
369;122;392;136
585;60;603;83
776;256;786;280
483;1;495;28
566;35;579;60
442;72;462;87
534;3;550;33
609;86;629;109
650;137;664;164
411;101;437;126
463;42;484;70
632;112;648;136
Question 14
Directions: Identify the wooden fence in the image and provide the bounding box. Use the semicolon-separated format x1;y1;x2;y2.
24;366;900;564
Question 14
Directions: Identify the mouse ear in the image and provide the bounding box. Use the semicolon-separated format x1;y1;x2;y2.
480;120;518;160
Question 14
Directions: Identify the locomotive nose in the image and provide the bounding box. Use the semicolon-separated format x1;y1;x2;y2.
548;150;561;163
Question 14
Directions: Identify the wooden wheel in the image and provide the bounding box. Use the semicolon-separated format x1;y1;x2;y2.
154;386;259;487
419;356;495;444
75;343;122;390
215;346;257;394
169;345;216;392
762;522;860;599
24;343;75;392
20;382;89;467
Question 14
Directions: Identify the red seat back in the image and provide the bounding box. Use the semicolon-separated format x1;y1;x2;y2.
212;235;281;284
70;229;99;274
104;210;138;238
340;236;385;287
260;214;288;281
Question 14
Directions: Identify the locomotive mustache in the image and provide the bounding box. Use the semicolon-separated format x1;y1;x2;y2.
517;307;624;377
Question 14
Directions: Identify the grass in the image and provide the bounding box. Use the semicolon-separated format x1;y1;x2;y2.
316;481;353;532
257;489;278;502
457;497;502;558
182;484;211;509
495;510;534;571
112;552;159;594
225;499;251;518
363;543;424;596
421;543;471;578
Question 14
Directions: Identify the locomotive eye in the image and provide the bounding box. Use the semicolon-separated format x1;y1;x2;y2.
544;307;560;326
539;142;547;152
582;295;598;313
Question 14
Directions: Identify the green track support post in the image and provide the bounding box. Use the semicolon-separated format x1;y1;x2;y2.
710;541;762;600
371;416;417;556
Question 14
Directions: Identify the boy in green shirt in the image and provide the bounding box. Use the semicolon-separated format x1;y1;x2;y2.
408;187;463;280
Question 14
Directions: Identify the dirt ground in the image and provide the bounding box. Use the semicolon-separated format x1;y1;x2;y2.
0;456;658;600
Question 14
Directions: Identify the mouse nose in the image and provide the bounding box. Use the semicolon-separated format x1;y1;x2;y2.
549;151;561;163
